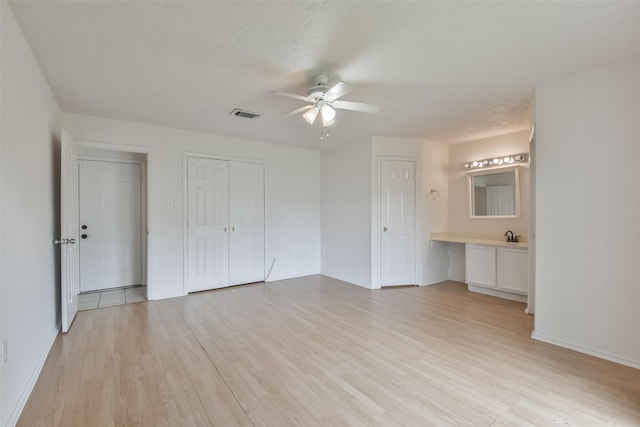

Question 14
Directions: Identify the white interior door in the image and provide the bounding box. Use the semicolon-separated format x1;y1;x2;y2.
380;160;416;286
187;157;230;292
79;161;142;292
229;161;265;285
60;130;79;333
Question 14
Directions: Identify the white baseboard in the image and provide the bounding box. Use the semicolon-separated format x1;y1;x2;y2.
449;274;465;283
531;331;640;370
468;284;527;303
6;324;60;427
420;275;450;286
266;271;322;284
149;290;188;301
318;273;372;289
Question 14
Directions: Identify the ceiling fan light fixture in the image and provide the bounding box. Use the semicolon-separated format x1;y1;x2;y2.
271;74;378;128
320;103;336;127
303;107;318;124
322;118;335;127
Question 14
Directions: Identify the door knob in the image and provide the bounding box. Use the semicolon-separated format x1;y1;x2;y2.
383;226;388;232
231;226;235;232
223;227;228;232
67;238;76;244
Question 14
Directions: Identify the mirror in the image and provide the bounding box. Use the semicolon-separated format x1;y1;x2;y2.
468;166;520;218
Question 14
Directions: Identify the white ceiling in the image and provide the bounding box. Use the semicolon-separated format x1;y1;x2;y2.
9;1;640;149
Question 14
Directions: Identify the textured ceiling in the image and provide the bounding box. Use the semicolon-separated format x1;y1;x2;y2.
9;1;640;149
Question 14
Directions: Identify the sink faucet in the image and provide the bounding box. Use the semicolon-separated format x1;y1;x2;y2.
505;230;515;242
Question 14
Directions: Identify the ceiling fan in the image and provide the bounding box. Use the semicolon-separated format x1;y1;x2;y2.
270;73;379;127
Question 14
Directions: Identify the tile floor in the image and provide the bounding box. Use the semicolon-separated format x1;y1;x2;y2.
78;286;146;311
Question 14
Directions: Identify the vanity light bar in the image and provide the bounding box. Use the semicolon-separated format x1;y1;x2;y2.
463;153;528;170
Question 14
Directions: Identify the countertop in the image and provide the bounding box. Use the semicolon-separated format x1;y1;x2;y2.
430;232;528;248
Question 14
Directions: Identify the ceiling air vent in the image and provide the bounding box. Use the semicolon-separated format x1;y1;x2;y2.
230;108;260;119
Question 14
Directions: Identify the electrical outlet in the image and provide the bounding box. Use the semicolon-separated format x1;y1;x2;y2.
2;341;7;365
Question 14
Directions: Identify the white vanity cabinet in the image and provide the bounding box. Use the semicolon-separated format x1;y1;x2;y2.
497;247;529;294
465;244;528;302
465;244;497;288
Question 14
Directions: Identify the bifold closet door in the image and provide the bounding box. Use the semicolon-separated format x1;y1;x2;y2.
187;157;264;292
229;161;265;285
187;157;230;292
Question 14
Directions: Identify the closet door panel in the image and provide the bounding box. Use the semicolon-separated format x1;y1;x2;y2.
187;157;229;292
229;161;265;285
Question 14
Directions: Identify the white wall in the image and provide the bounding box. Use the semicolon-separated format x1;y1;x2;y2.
421;140;450;284
527;99;537;314
371;137;423;288
370;137;449;287
321;136;449;289
447;243;466;283
534;56;640;368
61;113;321;299
321;141;372;287
449;131;530;238
1;2;62;425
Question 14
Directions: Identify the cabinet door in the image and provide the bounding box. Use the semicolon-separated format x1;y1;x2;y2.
465;244;497;288
498;248;528;294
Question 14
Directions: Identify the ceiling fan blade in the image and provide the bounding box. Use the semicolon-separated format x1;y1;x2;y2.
269;91;311;102
332;100;380;114
324;82;352;101
277;105;314;119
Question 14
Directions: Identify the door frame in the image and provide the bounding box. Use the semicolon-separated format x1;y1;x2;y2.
182;152;266;294
77;156;148;289
371;155;422;289
527;123;536;314
74;140;154;300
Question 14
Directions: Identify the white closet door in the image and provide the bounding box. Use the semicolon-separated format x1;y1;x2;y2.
229;161;265;285
79;160;142;292
380;160;416;286
187;157;229;292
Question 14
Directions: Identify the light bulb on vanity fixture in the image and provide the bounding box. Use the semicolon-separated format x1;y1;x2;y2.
463;153;529;169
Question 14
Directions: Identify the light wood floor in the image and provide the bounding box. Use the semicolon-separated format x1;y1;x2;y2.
19;276;640;426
